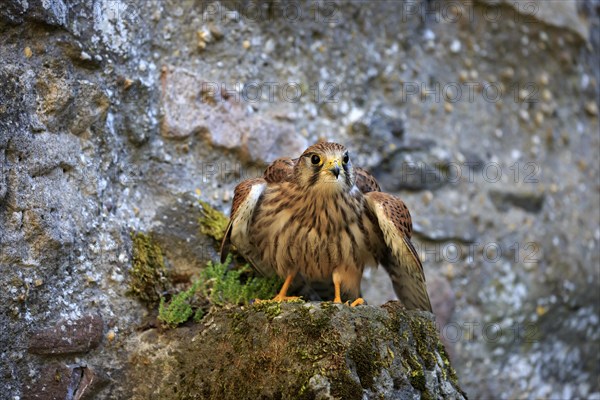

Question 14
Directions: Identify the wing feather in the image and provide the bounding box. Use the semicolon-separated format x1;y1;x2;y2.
264;157;296;183
364;191;432;311
221;156;296;263
354;167;381;193
219;177;266;262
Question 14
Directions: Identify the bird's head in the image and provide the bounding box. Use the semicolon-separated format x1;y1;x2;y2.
293;142;355;191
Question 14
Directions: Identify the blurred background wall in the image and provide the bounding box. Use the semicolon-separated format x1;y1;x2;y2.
1;0;598;398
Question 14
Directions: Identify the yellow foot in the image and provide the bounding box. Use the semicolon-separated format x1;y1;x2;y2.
332;298;364;306
255;295;301;304
349;298;364;307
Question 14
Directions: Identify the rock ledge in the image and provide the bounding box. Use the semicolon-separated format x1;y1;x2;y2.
127;301;465;400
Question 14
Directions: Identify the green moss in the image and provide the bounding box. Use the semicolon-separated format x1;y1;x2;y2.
408;318;437;370
231;311;251;335
409;369;426;392
380;304;456;397
285;305;367;398
252;301;283;319
329;370;363;400
437;341;459;386
319;301;334;312
292;305;332;339
198;200;229;242
407;316;461;397
349;338;379;388
346;315;396;392
146;303;463;399
128;232;168;305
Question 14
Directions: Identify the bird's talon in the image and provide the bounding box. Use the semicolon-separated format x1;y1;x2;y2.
350;298;364;307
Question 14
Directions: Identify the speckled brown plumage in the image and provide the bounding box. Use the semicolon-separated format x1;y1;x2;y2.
220;142;431;311
264;157;296;183
355;167;381;193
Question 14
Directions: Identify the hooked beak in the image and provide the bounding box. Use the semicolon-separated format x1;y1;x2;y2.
328;159;341;179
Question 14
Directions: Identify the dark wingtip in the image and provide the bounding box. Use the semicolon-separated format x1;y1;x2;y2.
219;221;233;264
219;249;228;264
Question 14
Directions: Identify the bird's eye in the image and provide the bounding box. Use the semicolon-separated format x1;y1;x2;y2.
342;153;349;164
311;154;321;165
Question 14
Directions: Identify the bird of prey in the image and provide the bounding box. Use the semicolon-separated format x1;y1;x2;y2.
220;142;432;311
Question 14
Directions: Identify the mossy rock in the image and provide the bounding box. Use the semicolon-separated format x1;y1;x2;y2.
126;301;466;399
198;200;229;242
128;232;169;305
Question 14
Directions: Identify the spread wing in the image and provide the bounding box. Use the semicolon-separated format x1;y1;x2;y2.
219;177;266;263
364;191;432;311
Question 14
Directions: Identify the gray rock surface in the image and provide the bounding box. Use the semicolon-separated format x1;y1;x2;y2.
1;0;599;398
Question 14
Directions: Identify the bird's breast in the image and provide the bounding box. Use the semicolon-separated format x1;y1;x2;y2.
246;185;376;280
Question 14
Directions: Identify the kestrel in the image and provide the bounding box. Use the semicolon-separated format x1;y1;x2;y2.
220;142;432;311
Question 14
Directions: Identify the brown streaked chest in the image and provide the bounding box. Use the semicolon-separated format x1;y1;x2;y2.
248;183;377;278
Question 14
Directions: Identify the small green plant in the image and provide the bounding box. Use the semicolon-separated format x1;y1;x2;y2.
158;254;282;328
158;280;202;328
200;255;282;306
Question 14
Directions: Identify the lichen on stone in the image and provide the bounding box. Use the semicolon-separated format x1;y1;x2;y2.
128;232;169;305
198;200;229;242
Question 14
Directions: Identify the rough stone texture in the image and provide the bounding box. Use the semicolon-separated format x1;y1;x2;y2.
28;314;104;355
127;302;464;400
478;0;590;41
1;0;599;399
22;363;108;400
22;363;73;400
488;188;545;213
160;66;308;162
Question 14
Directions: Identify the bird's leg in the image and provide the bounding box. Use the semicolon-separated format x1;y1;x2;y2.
256;274;301;303
332;270;363;307
272;274;300;301
333;271;343;304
